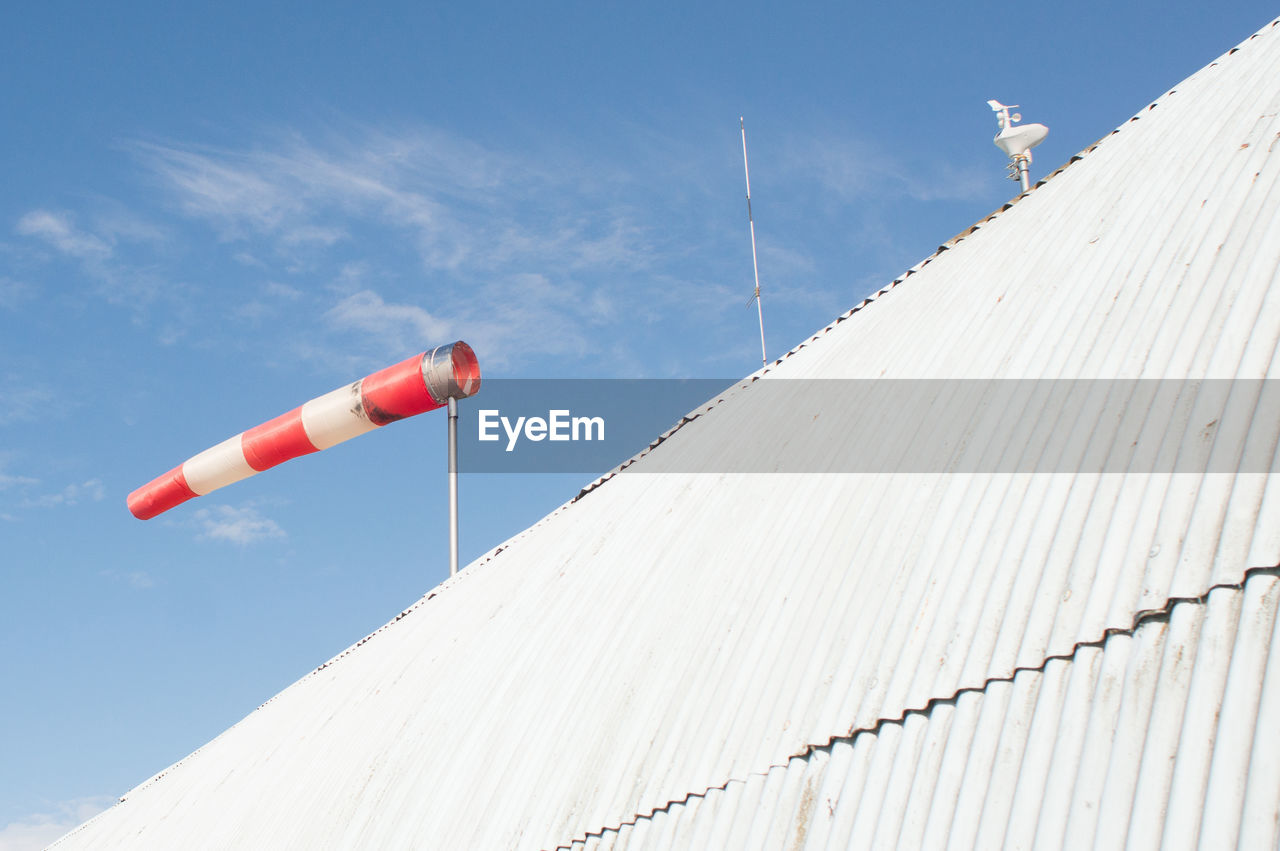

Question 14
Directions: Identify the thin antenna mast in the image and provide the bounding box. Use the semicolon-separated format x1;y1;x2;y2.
741;117;767;367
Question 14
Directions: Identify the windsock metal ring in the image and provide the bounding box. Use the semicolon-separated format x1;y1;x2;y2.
128;341;481;520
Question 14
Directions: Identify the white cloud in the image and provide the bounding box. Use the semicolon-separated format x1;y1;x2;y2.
22;479;105;509
100;568;156;589
0;474;38;491
0;456;38;493
264;281;302;300
458;273;597;366
123;121;821;372
235;282;306;322
14;206;179;314
0;454;38;492
233;300;272;321
193;504;286;544
134;135;454;258
0;796;114;851
137;143;303;235
0;459;107;515
785;135;989;205
0;277;34;309
0;378;55;426
279;224;347;247
90;206;168;245
131;127;656;278
15;210;112;260
325;290;450;351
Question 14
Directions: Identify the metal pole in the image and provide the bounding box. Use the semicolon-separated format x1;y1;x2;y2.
741;117;767;367
448;395;459;577
1016;156;1030;193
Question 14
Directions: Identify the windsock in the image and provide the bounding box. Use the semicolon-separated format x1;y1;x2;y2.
128;342;481;520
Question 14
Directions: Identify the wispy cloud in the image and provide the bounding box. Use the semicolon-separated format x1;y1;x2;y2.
193;504;286;544
100;568;156;589
0;457;108;516
0;472;38;491
783;135;989;205
264;281;302;300
234;280;307;322
0;277;34;309
137;143;306;236
133;132;485;267
118;118;985;374
0;796;114;851
22;479;105;509
129;126;683;367
135;127;654;264
13;206;178;312
0;454;38;492
456;273;603;366
0;377;55;426
89;205;168;245
325;290;451;351
16;210;112;260
279;224;347;247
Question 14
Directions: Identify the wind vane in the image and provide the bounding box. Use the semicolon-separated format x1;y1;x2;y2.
987;100;1049;193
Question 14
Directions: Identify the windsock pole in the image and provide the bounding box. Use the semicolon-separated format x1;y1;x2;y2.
447;395;459;576
127;342;482;538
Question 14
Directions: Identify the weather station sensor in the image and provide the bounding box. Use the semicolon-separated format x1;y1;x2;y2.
988;100;1049;193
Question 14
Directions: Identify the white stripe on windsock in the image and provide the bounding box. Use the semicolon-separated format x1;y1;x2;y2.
299;382;378;451
183;434;258;496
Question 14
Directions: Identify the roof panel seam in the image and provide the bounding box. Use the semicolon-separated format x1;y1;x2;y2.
549;562;1280;851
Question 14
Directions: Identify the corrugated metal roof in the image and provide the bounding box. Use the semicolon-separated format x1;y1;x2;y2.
569;568;1280;849
57;16;1280;850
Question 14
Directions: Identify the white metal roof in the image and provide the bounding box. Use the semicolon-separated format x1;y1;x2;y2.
58;16;1280;850
568;568;1280;849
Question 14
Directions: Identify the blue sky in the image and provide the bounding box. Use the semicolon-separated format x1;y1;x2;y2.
2;2;1276;844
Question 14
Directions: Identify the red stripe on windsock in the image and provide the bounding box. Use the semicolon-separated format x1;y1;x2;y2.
241;407;318;472
360;353;442;426
127;465;198;520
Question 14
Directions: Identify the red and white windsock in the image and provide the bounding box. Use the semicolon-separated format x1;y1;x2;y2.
128;342;481;520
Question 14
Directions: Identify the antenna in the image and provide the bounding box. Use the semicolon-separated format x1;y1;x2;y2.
740;117;767;367
987;100;1049;193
